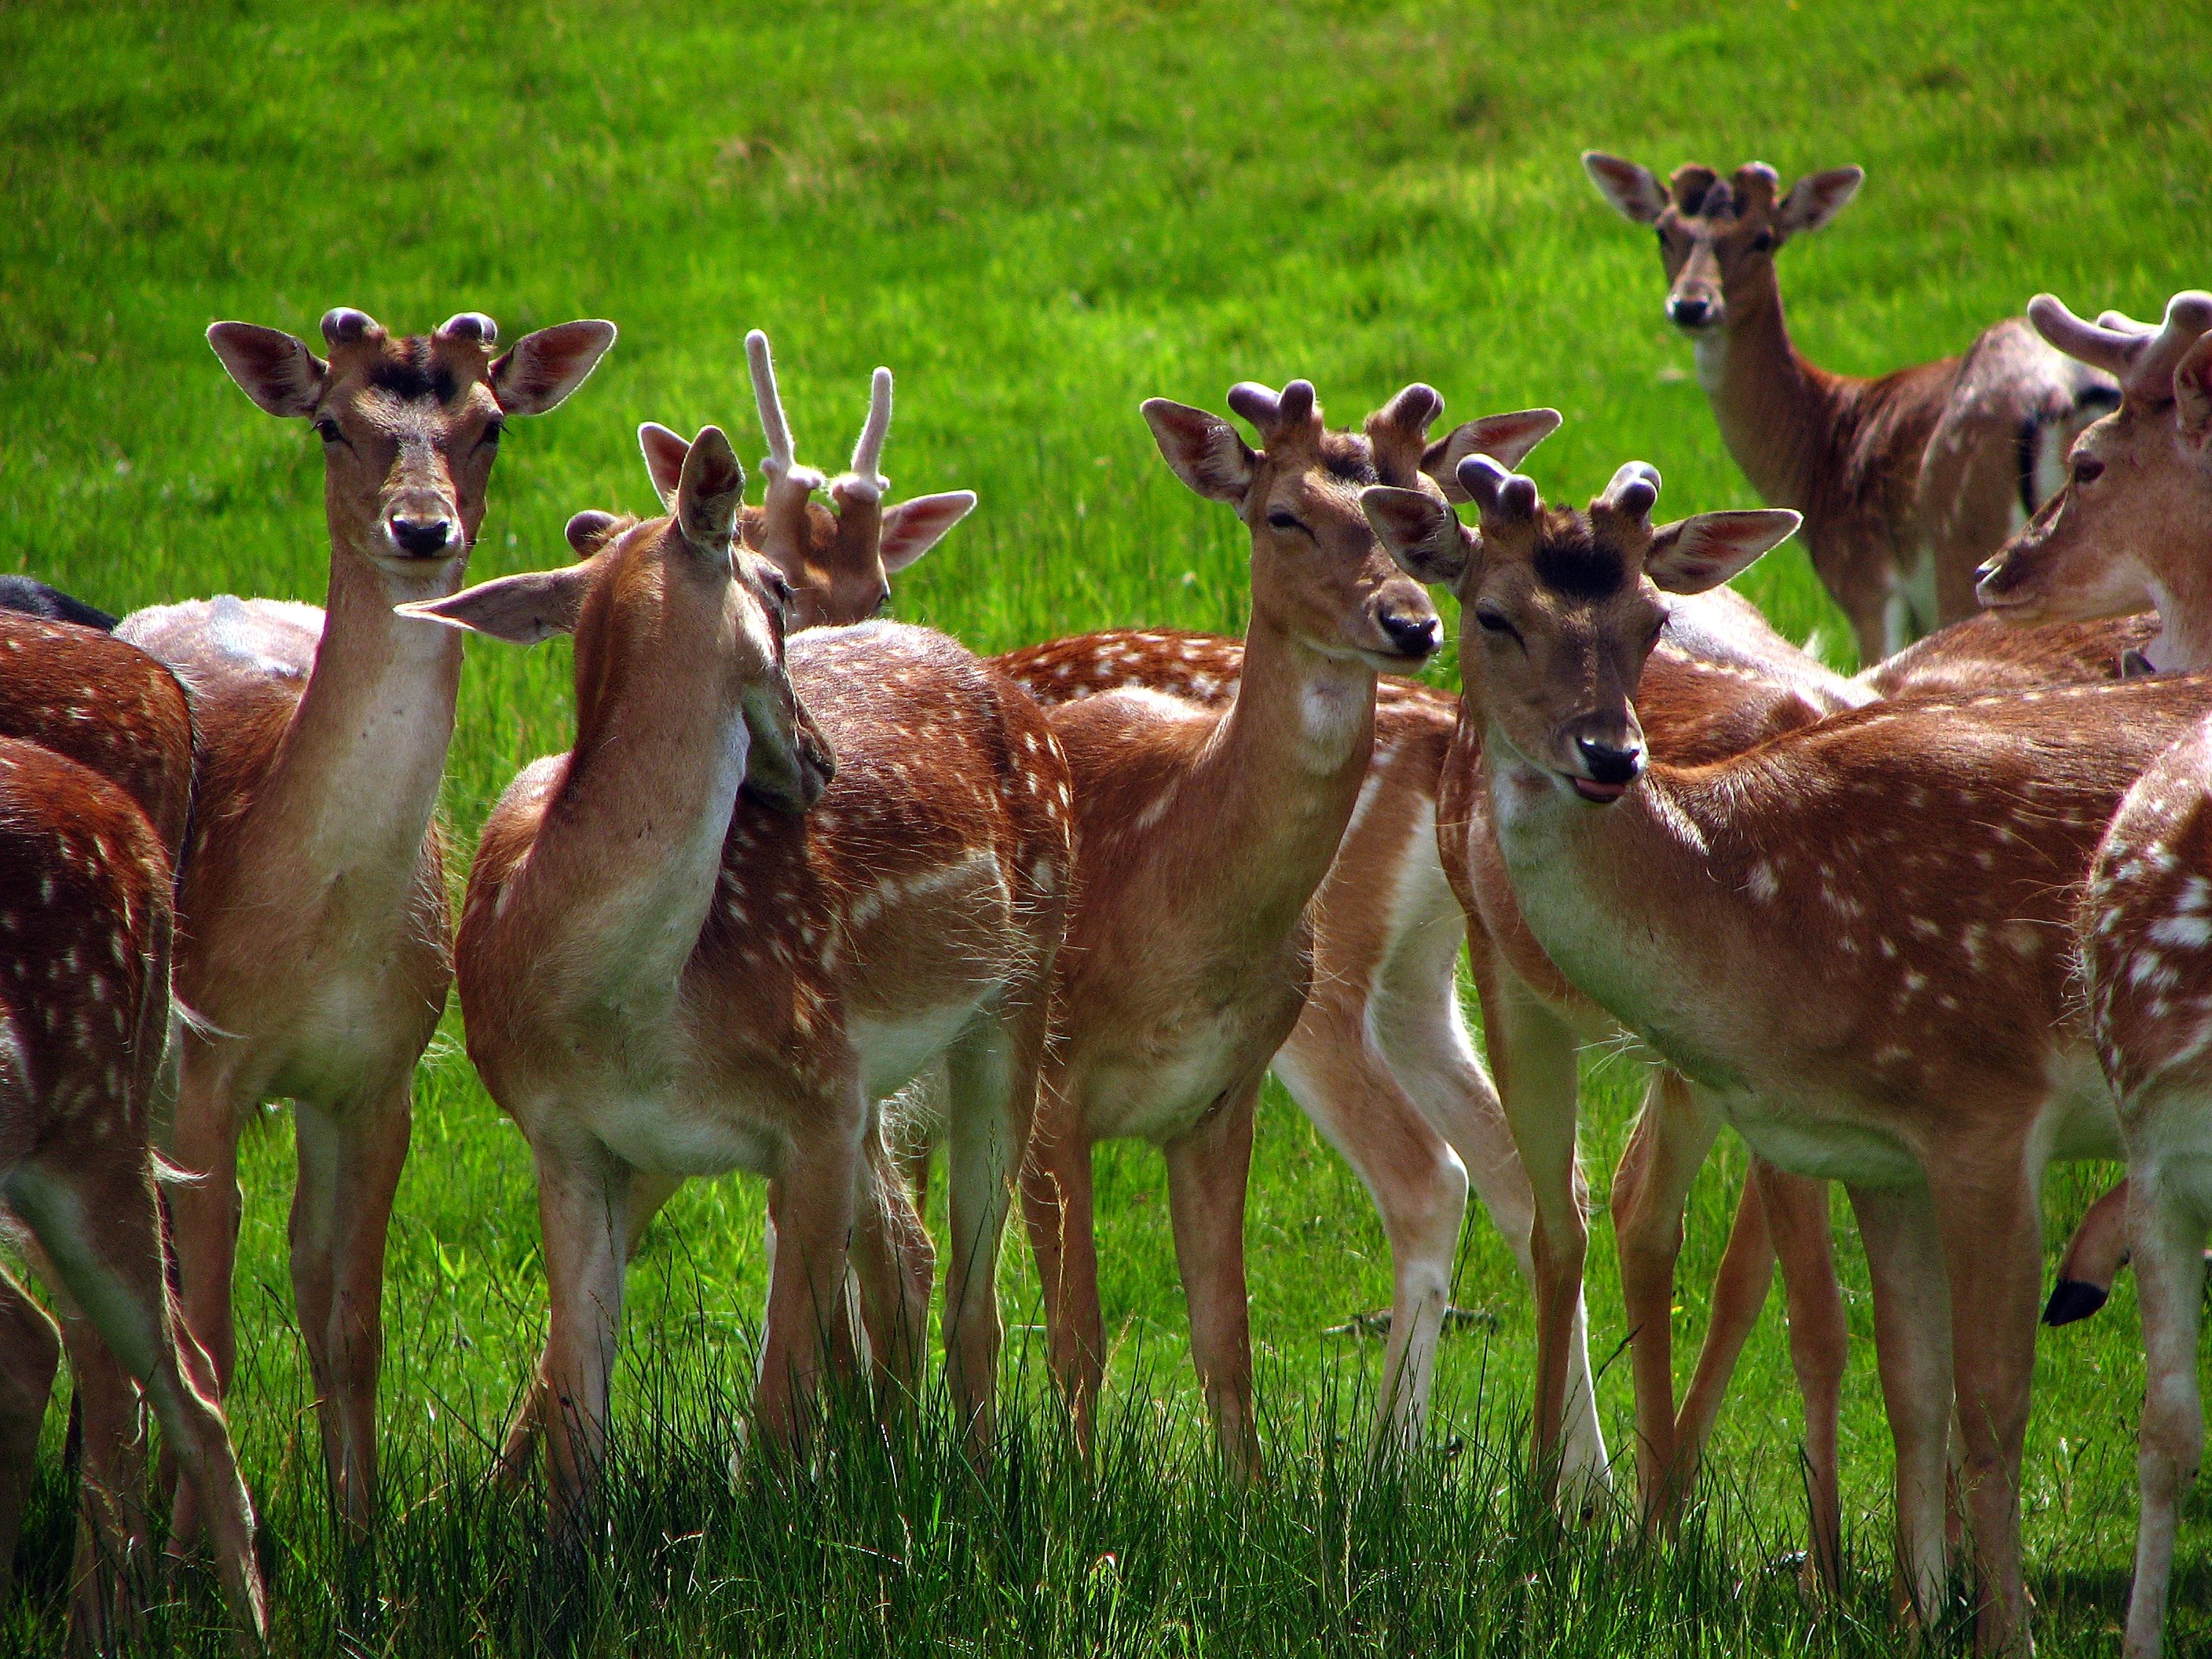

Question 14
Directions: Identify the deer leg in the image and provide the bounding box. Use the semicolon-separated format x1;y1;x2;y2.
1754;1161;1847;1599
533;1135;632;1546
939;994;1044;1452
1610;1068;1722;1534
1273;1018;1466;1453
0;1256;60;1599
5;1152;266;1647
846;1130;934;1415
1019;1101;1102;1452
290;1087;410;1536
2123;1147;2209;1659
1483;971;1595;1506
1847;1179;1954;1634
1928;1157;2040;1655
755;1097;865;1460
55;1281;156;1650
1671;1164;1774;1481
1163;1076;1262;1484
2046;1177;2133;1325
495;1169;683;1490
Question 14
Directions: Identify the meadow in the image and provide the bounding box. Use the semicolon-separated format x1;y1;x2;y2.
3;0;2211;1650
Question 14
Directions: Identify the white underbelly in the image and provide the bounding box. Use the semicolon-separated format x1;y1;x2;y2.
1719;1087;1925;1187
1082;1013;1251;1143
851;998;987;1104
581;1086;781;1179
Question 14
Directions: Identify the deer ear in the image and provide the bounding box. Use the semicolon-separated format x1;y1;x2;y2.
638;423;690;510
879;491;977;573
1582;152;1668;225
490;320;617;416
1774;167;1863;238
394;565;595;645
207;324;328;418
1362;486;1471;586
1141;399;1257;504
676;426;745;550
1646;510;1800;594
1424;409;1562;499
2173;331;2212;450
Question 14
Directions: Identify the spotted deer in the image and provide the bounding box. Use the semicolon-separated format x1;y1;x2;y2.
1972;287;2212;1657
114;307;615;1535
412;425;1071;1534
0;617;266;1648
1583;153;2119;664
1364;452;2212;1653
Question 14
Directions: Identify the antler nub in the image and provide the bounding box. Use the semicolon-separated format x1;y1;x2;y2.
2033;290;2212;404
1457;455;1538;524
1599;460;1662;525
437;313;499;348
320;308;383;348
747;328;822;491
1225;378;1318;446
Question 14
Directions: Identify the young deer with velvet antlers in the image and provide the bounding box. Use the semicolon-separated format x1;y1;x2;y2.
1364;452;2212;1654
1975;287;2212;1659
0;613;266;1649
1584;153;2117;662
415;426;1071;1537
116;307;614;1535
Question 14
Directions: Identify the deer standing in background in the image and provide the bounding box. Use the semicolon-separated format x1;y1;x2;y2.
116;307;614;1535
1974;288;2212;1657
1584;153;2118;663
1365;452;2212;1654
423;427;1070;1534
0;617;266;1649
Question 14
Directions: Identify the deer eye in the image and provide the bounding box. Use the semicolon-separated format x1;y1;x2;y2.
1266;509;1309;535
1749;229;1774;253
313;418;343;444
480;418;504;449
1474;606;1520;642
2073;456;2104;485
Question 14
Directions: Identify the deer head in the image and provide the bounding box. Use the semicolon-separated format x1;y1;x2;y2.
1975;288;2212;639
1142;379;1558;667
640;331;976;629
206;309;615;592
397;425;833;811
1583;154;1863;336
1364;460;1798;801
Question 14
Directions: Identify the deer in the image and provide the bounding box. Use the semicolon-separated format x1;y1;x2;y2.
0;575;119;632
1583;152;2119;665
1970;287;2212;1657
407;424;1071;1536
1362;449;2212;1653
0;617;267;1649
112;307;615;1536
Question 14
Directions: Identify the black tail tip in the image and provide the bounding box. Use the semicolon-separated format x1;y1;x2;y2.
2042;1277;2110;1327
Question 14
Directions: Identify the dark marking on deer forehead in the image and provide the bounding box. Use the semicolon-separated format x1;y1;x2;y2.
366;337;463;405
1317;431;1379;485
1531;510;1628;601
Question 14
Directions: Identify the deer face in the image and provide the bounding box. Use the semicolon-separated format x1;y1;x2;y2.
1976;291;2212;628
1584;154;1864;337
207;309;614;588
1365;460;1799;805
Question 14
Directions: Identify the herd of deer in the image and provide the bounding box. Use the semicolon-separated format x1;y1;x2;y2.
0;151;2205;1655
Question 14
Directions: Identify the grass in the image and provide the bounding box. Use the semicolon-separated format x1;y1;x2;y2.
2;0;2210;1650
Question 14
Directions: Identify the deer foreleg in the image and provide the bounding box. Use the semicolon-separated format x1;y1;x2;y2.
754;1100;865;1461
1019;1100;1102;1452
1164;1076;1262;1485
533;1137;632;1546
1756;1160;1846;1598
2124;1148;2208;1659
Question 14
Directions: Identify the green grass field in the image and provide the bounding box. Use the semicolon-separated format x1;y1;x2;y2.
4;0;2211;1650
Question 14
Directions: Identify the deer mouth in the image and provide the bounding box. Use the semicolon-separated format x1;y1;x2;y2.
1568;775;1628;804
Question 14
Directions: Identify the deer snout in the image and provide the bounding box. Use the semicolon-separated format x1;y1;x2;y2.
1562;718;1645;804
387;512;458;558
1377;607;1441;661
1667;291;1719;331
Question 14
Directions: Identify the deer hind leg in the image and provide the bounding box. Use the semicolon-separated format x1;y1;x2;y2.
1019;1089;1102;1452
755;1094;866;1462
938;991;1046;1453
0;1252;60;1600
495;1169;682;1490
1481;969;1599;1507
1753;1160;1846;1598
291;1086;411;1536
847;1129;935;1419
1273;1013;1466;1455
1927;1152;2041;1656
4;1152;266;1647
1848;1178;1956;1635
1163;1075;1263;1485
2046;1177;2133;1325
1609;1069;1723;1535
2123;1138;2210;1659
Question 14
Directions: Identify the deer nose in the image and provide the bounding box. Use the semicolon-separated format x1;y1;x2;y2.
1379;610;1440;660
389;515;456;558
1577;735;1643;786
1668;295;1714;329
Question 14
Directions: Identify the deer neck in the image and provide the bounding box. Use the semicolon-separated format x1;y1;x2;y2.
514;595;751;1018
1177;605;1378;938
2144;562;2212;674
1696;283;1853;520
257;531;463;921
